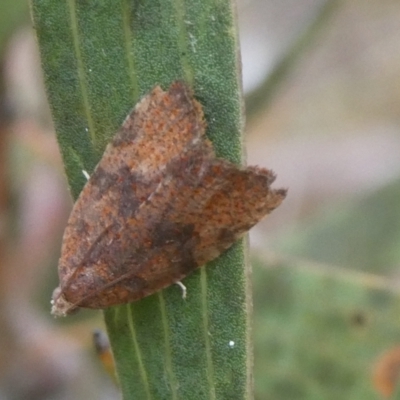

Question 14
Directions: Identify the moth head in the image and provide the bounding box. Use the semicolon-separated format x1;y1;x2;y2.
51;286;79;317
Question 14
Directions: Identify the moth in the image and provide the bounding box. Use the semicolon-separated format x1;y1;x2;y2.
51;82;286;316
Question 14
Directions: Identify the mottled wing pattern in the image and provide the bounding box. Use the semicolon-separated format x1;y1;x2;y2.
51;82;286;315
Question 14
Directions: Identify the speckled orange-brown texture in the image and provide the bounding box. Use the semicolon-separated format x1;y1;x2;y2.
51;82;286;316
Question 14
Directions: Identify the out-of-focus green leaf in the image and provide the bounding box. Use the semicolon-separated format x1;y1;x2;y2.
279;180;400;274
253;260;400;400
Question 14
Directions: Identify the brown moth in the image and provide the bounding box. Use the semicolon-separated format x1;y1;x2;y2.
51;82;286;316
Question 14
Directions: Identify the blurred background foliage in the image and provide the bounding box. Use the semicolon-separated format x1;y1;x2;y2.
1;0;400;399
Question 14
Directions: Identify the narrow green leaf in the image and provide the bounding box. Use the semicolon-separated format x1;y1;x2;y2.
30;1;250;399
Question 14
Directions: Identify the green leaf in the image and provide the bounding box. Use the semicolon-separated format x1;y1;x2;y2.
30;1;250;399
253;258;400;400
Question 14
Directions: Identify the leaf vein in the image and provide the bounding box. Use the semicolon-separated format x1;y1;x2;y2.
200;268;216;400
66;0;96;146
121;0;139;100
173;0;194;85
127;307;153;400
158;292;179;400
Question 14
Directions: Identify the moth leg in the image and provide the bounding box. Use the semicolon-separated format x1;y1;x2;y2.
82;169;90;181
175;281;187;299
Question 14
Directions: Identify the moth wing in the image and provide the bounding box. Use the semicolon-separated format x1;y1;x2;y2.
58;146;285;310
